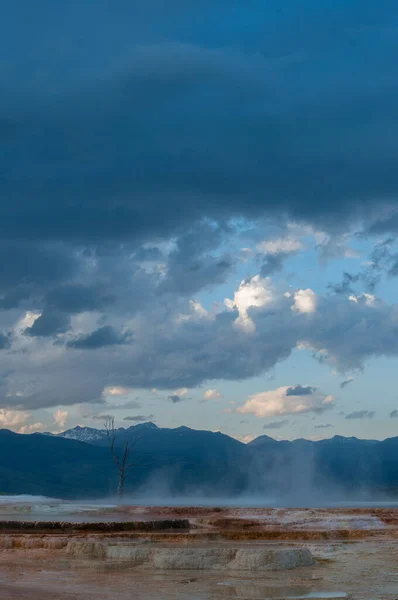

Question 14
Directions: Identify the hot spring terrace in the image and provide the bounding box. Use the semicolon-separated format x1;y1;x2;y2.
1;498;398;599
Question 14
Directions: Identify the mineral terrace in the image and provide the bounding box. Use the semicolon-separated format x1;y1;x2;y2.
0;502;398;599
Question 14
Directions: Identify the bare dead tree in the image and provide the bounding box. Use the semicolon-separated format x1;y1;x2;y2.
104;417;140;499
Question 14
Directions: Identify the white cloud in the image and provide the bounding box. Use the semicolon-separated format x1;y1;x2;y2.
257;236;303;255
190;301;208;318
349;293;376;306
70;312;102;336
292;289;317;314
177;300;210;323
19;422;47;434
203;389;222;400
53;409;68;430
297;341;328;357
307;434;332;442
0;409;30;430
0;409;50;434
10;312;42;352
18;311;41;331
235;434;256;444
103;386;132;397
225;275;274;333
237;385;334;418
173;388;189;397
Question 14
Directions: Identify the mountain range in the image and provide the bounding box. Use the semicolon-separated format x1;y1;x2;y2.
1;424;398;501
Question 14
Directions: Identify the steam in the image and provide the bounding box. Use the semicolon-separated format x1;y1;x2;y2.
108;441;398;508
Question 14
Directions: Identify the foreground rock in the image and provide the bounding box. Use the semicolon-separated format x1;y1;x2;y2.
67;540;314;570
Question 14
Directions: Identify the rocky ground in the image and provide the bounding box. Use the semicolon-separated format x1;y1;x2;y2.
1;506;398;599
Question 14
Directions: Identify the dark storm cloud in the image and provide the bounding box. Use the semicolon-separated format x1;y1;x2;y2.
315;424;332;429
260;253;287;277
45;284;114;313
123;414;154;422
0;332;12;350
111;293;398;391
0;243;80;310
369;215;398;236
390;410;398;418
116;400;142;409
345;410;375;420
66;326;133;349
0;243;77;288
5;286;398;410
133;247;163;262
92;414;114;421
157;222;233;295
330;268;382;297
329;238;398;296
329;272;361;296
2;1;398;247
258;236;303;277
340;378;354;389
0;377;106;410
286;385;316;397
263;420;289;430
2;2;398;411
168;395;183;404
0;288;31;310
24;311;70;337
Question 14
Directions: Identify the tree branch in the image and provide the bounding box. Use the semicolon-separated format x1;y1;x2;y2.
104;420;148;497
104;417;122;470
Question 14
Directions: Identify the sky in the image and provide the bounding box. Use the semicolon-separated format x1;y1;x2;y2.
2;1;398;442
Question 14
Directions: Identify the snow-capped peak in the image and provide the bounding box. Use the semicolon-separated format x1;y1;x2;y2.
51;422;158;444
58;426;106;443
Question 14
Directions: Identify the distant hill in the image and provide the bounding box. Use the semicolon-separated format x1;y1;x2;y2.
0;425;398;501
0;429;112;498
